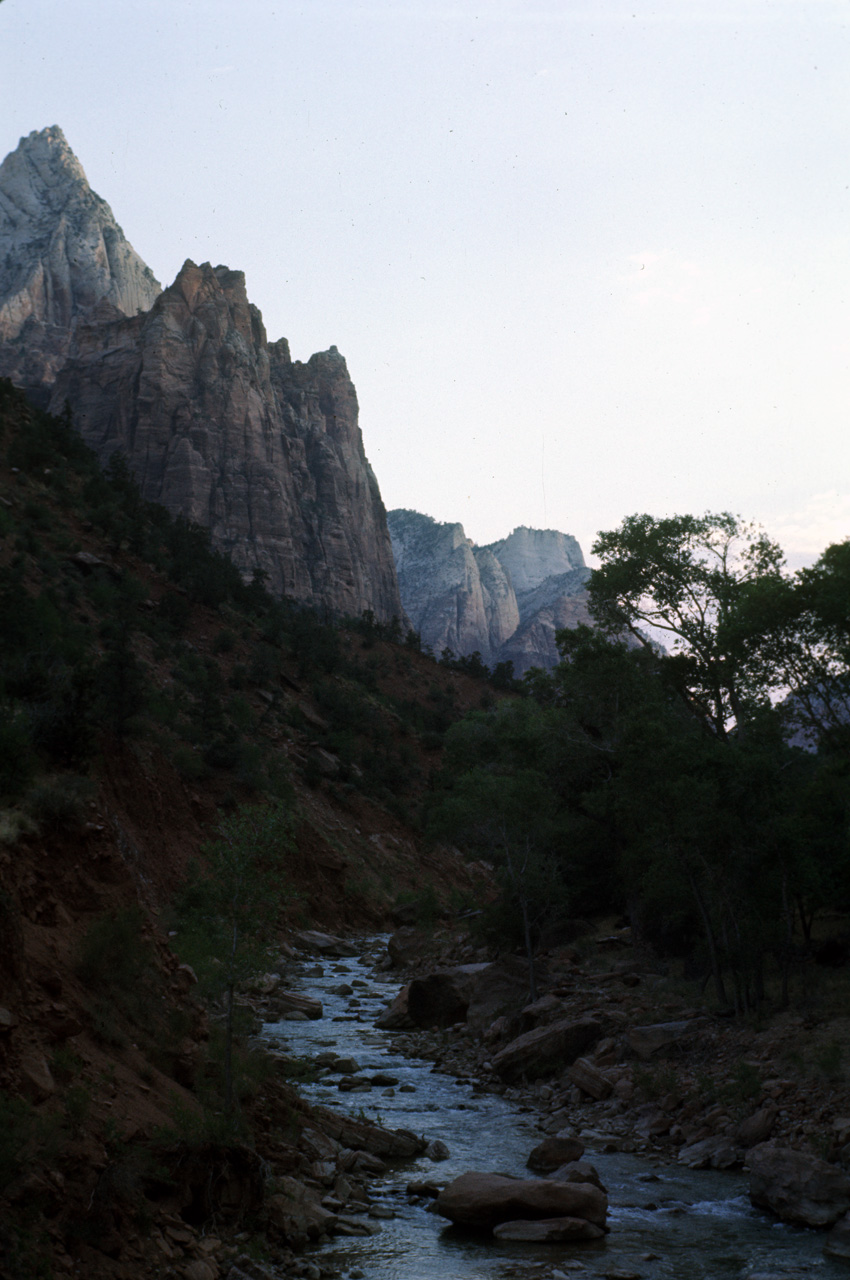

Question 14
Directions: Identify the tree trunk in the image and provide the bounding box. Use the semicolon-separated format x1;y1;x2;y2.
520;892;538;1004
688;870;729;1008
225;979;234;1114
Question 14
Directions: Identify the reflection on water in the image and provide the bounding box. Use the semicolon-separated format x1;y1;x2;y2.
264;940;843;1279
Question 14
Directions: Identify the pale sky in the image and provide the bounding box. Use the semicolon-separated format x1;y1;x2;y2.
1;0;848;569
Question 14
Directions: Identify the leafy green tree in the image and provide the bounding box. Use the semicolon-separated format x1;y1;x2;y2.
174;801;295;1114
431;700;566;999
733;538;850;743
589;512;785;736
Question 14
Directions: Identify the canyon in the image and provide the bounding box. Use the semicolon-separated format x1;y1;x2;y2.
1;127;593;666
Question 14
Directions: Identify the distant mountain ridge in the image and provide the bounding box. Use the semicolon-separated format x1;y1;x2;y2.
0;127;403;621
388;509;593;674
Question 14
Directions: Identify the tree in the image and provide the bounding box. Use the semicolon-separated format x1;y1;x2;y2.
589;512;785;736
174;801;294;1114
430;700;564;1000
733;538;850;743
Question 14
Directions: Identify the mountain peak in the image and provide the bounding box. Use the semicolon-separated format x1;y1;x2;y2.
0;125;161;392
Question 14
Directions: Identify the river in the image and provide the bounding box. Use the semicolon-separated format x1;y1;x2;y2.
263;937;845;1280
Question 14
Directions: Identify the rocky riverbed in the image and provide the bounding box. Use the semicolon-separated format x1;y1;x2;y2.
234;925;850;1280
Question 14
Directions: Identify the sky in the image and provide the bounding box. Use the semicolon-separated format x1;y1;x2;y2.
1;0;848;569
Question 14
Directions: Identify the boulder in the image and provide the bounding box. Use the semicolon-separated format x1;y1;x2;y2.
493;1017;602;1082
182;1262;218;1280
748;1144;850;1227
19;1049;56;1101
526;1137;585;1173
265;1178;337;1241
492;1216;605;1242
466;956;533;1033
825;1210;850;1262
375;985;414;1030
519;993;567;1029
293;931;359;958
567;1056;613;1101
407;965;489;1028
268;990;323;1020
678;1136;742;1170
387;927;428;968
312;1106;426;1159
736;1106;778;1149
627;1019;703;1060
435;1171;607;1231
553;1161;607;1192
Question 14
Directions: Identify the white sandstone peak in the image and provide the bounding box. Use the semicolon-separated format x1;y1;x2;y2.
0;125;161;366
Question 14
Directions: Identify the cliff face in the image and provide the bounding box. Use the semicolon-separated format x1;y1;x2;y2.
0;127;161;397
49;260;403;617
0;128;403;621
388;510;592;673
387;509;518;665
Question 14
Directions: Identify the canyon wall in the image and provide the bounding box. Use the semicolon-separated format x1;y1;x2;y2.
0;128;403;620
388;509;593;674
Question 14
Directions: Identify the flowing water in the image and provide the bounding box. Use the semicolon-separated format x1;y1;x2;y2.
263;939;846;1280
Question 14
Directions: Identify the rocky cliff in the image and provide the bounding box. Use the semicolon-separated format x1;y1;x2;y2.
388;510;592;674
0;128;403;621
0;126;161;398
49;260;402;617
387;509;518;666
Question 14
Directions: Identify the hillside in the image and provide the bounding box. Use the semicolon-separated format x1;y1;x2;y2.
0;380;495;1279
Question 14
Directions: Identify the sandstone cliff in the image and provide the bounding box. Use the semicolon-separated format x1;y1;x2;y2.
388;510;592;674
0;126;161;398
49;260;403;618
0;128;403;621
387;509;518;666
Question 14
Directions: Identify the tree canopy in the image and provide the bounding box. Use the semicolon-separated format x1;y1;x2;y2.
429;515;850;1015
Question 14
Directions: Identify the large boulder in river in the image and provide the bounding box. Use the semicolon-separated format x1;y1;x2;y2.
748;1144;850;1227
293;930;359;958
435;1171;607;1232
387;927;429;968
407;965;489;1028
492;1017;602;1082
825;1211;850;1262
311;1106;426;1160
492;1216;604;1242
267;990;323;1020
375;985;414;1030
526;1136;585;1173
